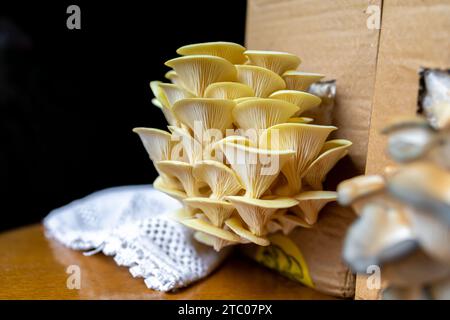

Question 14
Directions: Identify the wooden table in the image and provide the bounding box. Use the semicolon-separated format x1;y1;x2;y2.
0;224;334;300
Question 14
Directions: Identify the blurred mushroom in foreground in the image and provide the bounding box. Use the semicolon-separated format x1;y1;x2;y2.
337;69;450;300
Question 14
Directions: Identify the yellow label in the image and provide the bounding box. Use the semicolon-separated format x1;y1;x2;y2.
253;233;314;288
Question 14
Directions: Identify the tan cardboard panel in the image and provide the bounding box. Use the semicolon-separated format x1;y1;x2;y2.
366;0;450;175
246;0;382;173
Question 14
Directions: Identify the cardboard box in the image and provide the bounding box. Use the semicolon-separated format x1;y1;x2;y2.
245;0;450;299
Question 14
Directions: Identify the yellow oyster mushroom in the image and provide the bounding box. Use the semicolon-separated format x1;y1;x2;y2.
168;125;203;164
153;176;193;216
210;135;255;162
172;98;235;136
165;55;237;96
244;50;301;75
304;139;352;190
151;98;163;108
184;197;235;227
153;176;185;200
226;196;298;236
232;98;299;131
269;90;321;116
260;123;336;195
225;216;270;246
150;80;167;105
193;231;237;251
287;117;314;124
149;85;179;126
294;191;337;225
179;218;242;251
156;160;201;197
282;71;325;91
164;70;185;87
132;128;173;162
220;142;295;198
133;127;181;188
152;100;179;126
176;41;247;64
204;82;254;99
233;97;255;104
265;219;283;234
337;175;386;207
193;160;243;200
276;213;313;235
157;83;195;107
235;65;286;97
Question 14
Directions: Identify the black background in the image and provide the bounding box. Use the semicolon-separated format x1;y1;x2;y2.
0;1;247;231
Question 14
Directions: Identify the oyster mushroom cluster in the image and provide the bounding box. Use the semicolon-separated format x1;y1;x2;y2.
134;42;352;251
337;75;450;299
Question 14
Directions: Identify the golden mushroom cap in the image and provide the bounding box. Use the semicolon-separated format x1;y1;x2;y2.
235;64;286;97
176;41;247;64
232;98;299;130
165;55;237;96
269;90;321;116
204;82;254;99
244;50;301;75
282;71;325;91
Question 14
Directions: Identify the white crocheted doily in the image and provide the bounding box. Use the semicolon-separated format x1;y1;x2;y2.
44;185;229;291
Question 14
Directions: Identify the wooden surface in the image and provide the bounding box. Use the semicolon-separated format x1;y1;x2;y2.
0;224;334;300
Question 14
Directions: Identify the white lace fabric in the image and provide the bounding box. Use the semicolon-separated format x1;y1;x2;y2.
44;185;229;292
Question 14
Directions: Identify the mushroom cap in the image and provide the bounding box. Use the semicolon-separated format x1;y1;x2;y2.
172;98;236;134
225;216;270;246
156;160;200;197
380;247;450;287
387;162;450;225
193;231;237;251
381;115;431;134
132;127;173;162
165;55;237;96
176;41;247;64
337;175;386;207
193;160;243;200
260;123;336;195
232;98;299;130
226;195;298;236
157;83;195;107
235;64;286;97
233;97;255;104
164;70;185;87
151;98;179;126
153;176;187;203
276;213;313;234
287;117;314;124
303;139;352;190
382;117;435;163
168;125;203;164
343;203;417;273
220;141;295;198
151;98;163;108
184;197;235;227
179;217;242;243
149;80;166;105
294;191;337;224
269;90;321;116
406;207;450;264
282;71;325;91
204;82;254;99
244;50;301;75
